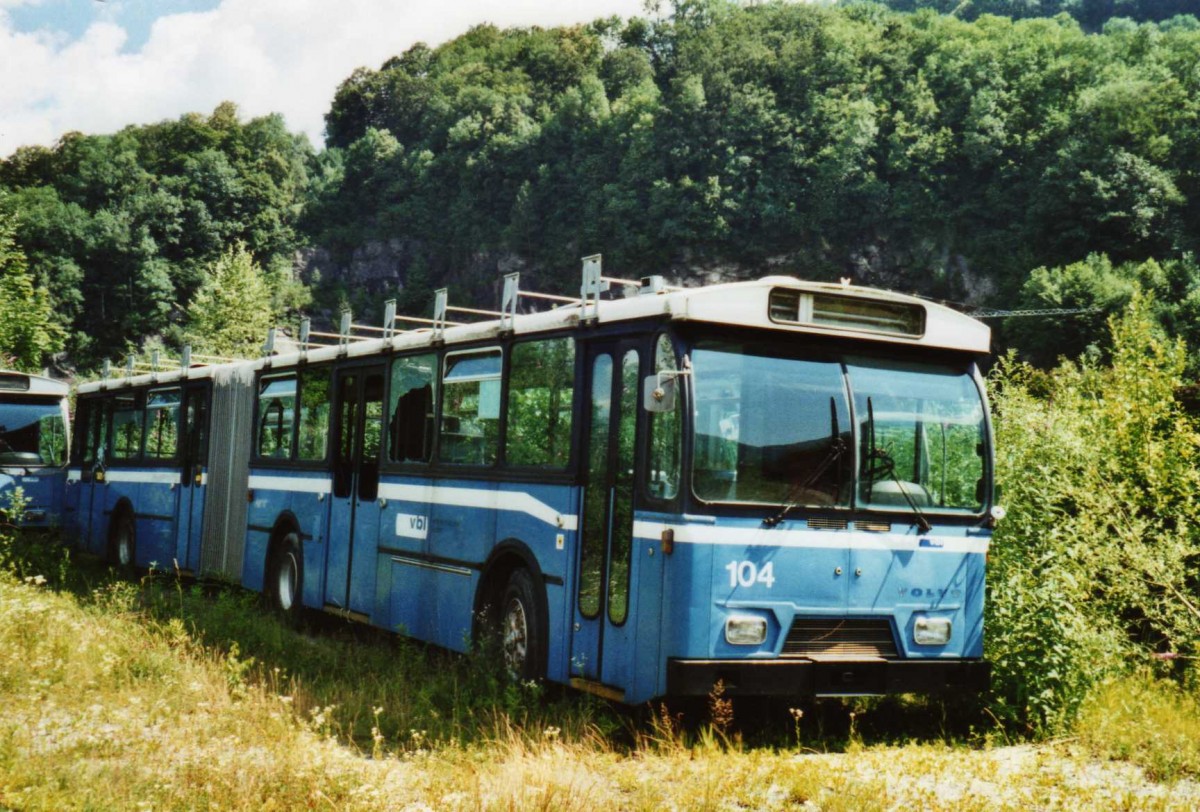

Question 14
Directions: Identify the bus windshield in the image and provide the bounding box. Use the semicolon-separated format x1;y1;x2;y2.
691;342;986;516
0;398;67;467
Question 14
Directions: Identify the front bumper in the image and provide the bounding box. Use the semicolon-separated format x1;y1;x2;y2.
667;657;990;697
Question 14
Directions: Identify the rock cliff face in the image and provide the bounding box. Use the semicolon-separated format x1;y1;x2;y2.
294;240;413;292
295;238;993;320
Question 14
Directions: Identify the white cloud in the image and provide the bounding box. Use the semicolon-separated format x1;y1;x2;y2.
0;0;650;157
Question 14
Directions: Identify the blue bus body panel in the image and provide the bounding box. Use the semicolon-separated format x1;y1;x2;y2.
246;472;580;664
101;472;178;568
374;476;577;664
174;478;206;573
67;472;106;556
0;467;64;527
243;470;330;609
63;470;85;538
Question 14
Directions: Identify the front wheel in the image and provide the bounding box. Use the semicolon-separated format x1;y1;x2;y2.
268;530;304;627
500;568;545;682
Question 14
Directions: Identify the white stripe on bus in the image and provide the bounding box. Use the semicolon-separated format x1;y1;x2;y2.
632;520;990;554
244;477;578;531
248;474;332;494
103;470;182;485
67;469;205;485
376;482;578;531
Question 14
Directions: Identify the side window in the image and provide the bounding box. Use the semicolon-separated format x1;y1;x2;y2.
506;338;574;468
389;353;436;463
144;389;180;460
71;399;91;466
439;349;502;465
91;398;110;466
257;376;296;459
608;349;640;626
111;392;144;460
37;410;66;467
297;368;331;461
183;388;209;467
648;334;682;500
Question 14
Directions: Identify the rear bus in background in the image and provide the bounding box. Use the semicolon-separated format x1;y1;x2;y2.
68;366;249;574
69;266;996;704
0;371;69;527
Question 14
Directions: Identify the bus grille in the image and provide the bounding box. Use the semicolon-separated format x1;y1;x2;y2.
781;619;898;659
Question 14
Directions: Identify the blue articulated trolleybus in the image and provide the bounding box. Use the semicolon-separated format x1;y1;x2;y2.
69;258;994;703
0;371;69;527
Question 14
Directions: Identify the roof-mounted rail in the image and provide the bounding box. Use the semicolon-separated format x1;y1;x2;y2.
101;343;242;385
388;255;679;334
289;300;434;354
263;254;678;361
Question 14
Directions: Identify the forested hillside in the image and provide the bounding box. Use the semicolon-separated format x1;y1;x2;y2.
3;0;1200;372
871;0;1200;30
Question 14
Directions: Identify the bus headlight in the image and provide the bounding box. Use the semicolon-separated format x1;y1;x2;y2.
913;616;952;646
725;616;767;646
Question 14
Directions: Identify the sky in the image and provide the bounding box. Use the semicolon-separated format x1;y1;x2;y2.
0;0;650;158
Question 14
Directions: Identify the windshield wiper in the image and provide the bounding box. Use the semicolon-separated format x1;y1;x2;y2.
863;397;932;533
764;398;846;527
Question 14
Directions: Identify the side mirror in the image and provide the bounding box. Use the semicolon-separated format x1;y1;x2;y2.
643;374;677;413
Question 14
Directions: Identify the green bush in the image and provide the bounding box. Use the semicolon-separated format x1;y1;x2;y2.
987;293;1200;734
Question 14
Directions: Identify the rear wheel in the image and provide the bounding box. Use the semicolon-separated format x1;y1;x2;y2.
268;530;304;626
109;511;136;572
500;568;545;682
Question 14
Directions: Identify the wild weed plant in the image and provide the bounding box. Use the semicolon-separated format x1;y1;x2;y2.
989;294;1200;734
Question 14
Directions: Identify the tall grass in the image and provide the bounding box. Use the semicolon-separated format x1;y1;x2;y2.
1075;672;1200;783
0;569;905;810
132;570;616;750
2;535;1197;807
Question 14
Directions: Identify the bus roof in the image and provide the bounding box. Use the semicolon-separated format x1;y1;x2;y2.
0;370;70;398
77;276;990;394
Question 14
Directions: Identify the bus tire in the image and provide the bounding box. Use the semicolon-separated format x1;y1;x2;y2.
500;568;545;682
109;510;136;573
268;530;304;627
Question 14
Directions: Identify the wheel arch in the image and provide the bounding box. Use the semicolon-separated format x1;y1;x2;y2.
473;537;550;655
264;510;303;567
106;497;136;543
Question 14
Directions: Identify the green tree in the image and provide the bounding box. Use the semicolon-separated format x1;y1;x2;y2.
0;102;312;370
1007;253;1200;373
0;213;66;372
184;243;274;359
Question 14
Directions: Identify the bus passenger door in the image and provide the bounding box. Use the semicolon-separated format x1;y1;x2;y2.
325;366;385;616
76;398;110;556
570;343;642;691
174;384;209;574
